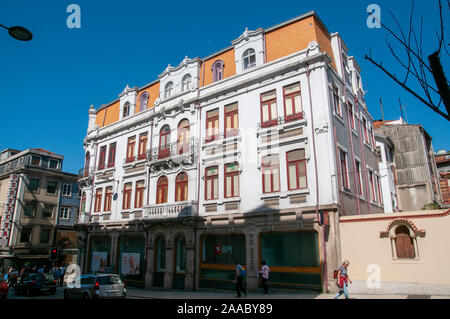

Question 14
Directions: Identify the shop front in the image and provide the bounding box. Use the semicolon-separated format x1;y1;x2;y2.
199;233;246;290
55;230;79;267
116;235;145;287
88;235;111;273
259;231;321;290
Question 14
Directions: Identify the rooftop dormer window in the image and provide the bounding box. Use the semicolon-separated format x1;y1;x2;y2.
181;74;191;92
212;60;224;82
139;92;149;112
123;102;130;118
243;48;256;70
165;82;173;98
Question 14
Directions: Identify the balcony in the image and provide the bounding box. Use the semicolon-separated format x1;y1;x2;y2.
143;201;198;219
148;137;198;169
257;113;307;150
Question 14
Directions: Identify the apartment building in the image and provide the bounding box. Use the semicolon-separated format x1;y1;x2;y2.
0;148;79;269
77;11;383;292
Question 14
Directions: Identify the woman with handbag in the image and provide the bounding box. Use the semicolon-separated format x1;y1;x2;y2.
334;260;352;299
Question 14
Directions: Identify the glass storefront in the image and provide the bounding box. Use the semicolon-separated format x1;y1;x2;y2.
89;236;111;273
153;236;165;287
200;233;246;290
117;235;145;288
260;231;321;290
173;236;186;289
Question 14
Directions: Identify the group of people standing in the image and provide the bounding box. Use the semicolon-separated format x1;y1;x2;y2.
233;261;271;297
0;263;68;288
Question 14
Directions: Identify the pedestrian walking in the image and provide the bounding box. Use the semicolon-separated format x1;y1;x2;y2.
258;261;270;295
59;265;66;286
334;260;352;299
54;267;61;287
233;261;247;297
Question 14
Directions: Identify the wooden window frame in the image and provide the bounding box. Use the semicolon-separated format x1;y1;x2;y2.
205;166;219;200
159;126;171;159
108;143;116;168
262;155;281;194
283;83;303;122
224;163;239;198
104;186;113;212
260;90;278;128
94;188;103;212
175;172;188;202
135;181;145;208
98;145;107;170
126;136;136;163
286;150;307;191
123;183;132;210
224;103;239;138
205;109;219;143
156;176;168;204
177;120;190;154
138;132;148;160
339;150;350;191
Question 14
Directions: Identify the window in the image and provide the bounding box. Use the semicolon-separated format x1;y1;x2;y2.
212;60;224;82
164;82;173;98
43;204;53;218
81;192;86;213
98;145;107;170
262;155;280;193
283;83;302;121
59;207;70;219
28;178;39;192
20;228;32;243
260;90;278;128
287;149;307;190
156;176;168;204
46;181;57;194
177;119;190;154
123;183;132;210
368;171;376;202
243;48;256;70
104;186;113;212
333;86;341;116
225;103;239;138
225;163;239;198
175;172;188;202
139;92;149;112
159;125;171;159
62;184;72;197
206;109;219;142
135;180;145;208
348;103;355;129
108;143;116;168
123;102;130;118
181;74;192;92
23;202;37;217
377;175;383;205
138;132;148;160
40;228;51;244
369;126;375;147
94;188;103;212
175;237;186;273
339;150;349;190
155;237;166;271
31;155;41;166
363;118;369;143
126;136;136;163
49;159;58;169
205;167;219;200
355;161;363;195
395;226;415;258
84;152;90;177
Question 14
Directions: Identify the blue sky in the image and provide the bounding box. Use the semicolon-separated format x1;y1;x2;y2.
1;0;448;174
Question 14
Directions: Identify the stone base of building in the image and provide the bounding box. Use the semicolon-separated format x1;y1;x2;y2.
348;280;450;296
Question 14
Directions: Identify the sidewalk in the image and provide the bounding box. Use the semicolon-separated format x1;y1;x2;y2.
124;287;450;299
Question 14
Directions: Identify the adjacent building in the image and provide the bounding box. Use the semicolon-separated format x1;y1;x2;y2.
375;119;442;211
435;150;450;207
77;11;384;292
0;148;79;269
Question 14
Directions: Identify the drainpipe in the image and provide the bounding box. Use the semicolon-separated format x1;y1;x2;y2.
147;119;154;206
305;48;327;292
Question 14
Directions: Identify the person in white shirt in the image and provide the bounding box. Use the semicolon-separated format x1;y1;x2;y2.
259;261;270;295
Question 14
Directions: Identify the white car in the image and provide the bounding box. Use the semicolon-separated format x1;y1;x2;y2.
63;274;126;299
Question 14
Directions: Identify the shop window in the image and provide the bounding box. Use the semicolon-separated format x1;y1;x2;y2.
175;236;186;273
224;163;239;198
175;172;188;202
156;176;168;204
262;155;280;194
201;234;246;265
395;226;416;259
287;149;307;190
260;90;278;128
155;236;166;271
283;83;302;121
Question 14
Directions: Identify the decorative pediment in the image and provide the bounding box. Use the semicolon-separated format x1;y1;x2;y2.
379;218;426;238
158;56;201;78
231;27;264;46
118;84;138;98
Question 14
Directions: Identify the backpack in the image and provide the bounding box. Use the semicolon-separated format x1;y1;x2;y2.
333;269;339;280
239;266;246;277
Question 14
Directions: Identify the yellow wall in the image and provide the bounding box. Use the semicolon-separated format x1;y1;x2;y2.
200;48;236;87
339;210;450;286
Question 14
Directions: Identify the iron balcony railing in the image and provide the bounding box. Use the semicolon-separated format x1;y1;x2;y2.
257;112;305;130
148;137;198;163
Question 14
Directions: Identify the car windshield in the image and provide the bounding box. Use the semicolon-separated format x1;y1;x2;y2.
97;275;121;285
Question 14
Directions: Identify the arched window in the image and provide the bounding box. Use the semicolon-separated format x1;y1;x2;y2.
155;236;166;271
164;82;173;98
243;48;256;70
212;60;224;82
175;172;188;202
175;236;186;273
156;176;168;204
181;74;192;92
177;119;190;154
139;92;149;112
123;102;130;118
395;226;415;259
84;152;90;177
159;125;171;159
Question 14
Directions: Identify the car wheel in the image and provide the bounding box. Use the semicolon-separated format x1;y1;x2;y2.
83;293;90;300
64;291;70;300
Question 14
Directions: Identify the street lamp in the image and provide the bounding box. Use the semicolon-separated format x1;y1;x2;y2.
0;24;33;41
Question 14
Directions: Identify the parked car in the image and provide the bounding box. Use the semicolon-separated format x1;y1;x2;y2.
0;277;9;299
63;274;126;299
14;273;57;296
